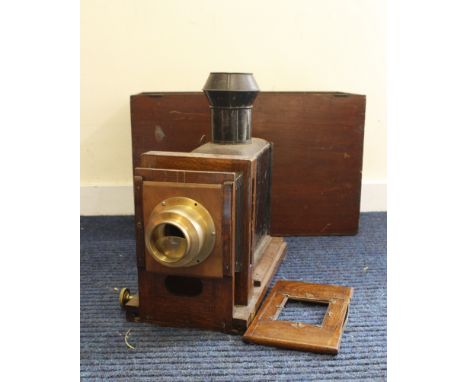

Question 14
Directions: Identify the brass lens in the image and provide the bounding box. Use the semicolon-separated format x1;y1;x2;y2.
145;197;216;267
152;223;187;261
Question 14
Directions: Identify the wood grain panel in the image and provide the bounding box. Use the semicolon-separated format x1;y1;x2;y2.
138;152;255;305
130;92;365;236
138;270;234;332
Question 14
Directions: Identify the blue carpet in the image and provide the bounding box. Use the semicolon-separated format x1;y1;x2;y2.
81;212;387;381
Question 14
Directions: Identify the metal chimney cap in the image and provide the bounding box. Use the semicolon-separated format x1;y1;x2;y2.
203;72;259;92
202;72;259;144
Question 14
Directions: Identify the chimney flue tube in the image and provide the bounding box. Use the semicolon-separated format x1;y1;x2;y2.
203;72;259;144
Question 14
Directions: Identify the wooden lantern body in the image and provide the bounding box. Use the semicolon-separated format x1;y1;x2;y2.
125;138;286;332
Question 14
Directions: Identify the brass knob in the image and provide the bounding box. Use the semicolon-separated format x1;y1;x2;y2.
145;197;216;268
119;288;133;307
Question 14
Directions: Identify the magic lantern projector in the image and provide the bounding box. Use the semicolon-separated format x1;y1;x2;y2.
119;73;286;333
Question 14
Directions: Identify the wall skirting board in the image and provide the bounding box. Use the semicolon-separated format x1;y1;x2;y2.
359;180;387;212
80;181;387;216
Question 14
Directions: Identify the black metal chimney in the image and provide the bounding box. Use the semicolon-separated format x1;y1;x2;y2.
203;72;259;144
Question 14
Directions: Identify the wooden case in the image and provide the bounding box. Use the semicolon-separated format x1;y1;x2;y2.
130;91;366;236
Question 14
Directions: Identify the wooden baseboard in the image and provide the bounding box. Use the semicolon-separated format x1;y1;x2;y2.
80;185;134;215
360;180;387;212
233;236;287;331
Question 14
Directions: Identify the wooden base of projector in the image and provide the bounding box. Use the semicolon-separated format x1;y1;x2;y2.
232;237;286;331
122;236;286;333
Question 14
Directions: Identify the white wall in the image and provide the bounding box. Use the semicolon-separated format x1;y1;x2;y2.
81;0;386;214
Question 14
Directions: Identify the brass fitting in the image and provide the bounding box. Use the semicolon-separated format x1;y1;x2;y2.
144;197;216;267
119;288;133;307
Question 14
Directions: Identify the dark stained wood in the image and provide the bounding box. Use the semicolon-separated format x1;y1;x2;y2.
135;167;239;185
253;144;272;248
138;270;234;332
255;93;365;236
129;167;244;332
122;133;288;334
233;237;287;332
222;181;235;277
242;280;353;354
133;176;145;268
130;92;366;236
135;167;242;278
139;150;262;305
